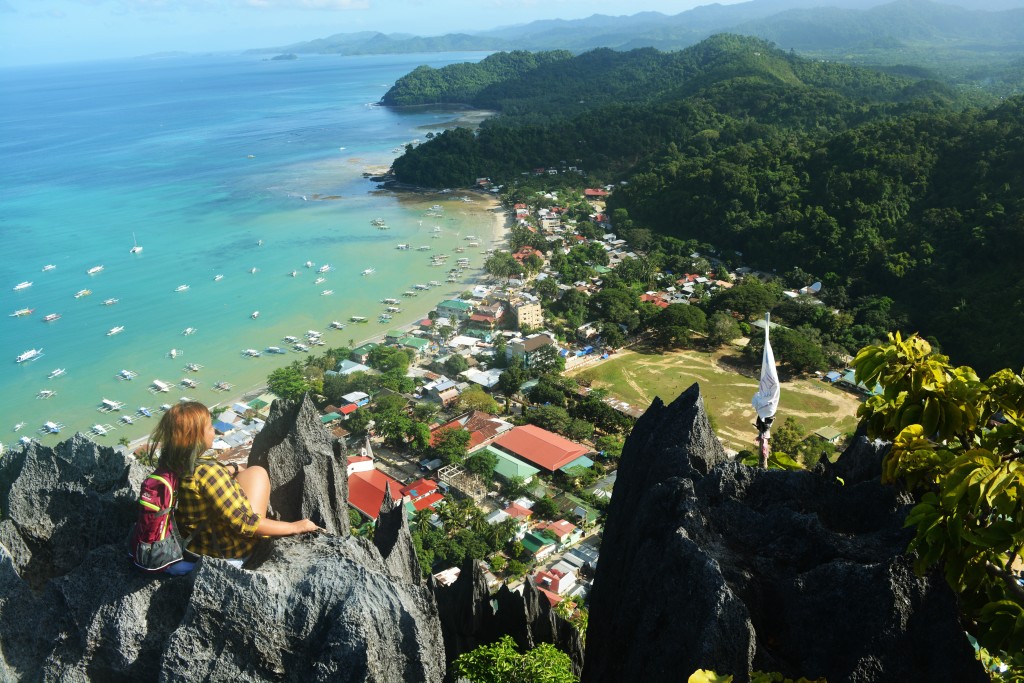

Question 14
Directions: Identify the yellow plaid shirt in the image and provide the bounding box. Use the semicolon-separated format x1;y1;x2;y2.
178;461;261;559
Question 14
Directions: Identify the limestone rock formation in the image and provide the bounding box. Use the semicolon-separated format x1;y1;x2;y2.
0;399;444;681
582;383;986;683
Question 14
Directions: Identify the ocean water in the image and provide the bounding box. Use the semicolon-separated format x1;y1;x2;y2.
0;52;499;446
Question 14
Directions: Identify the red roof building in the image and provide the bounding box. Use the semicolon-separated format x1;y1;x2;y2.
348;470;404;521
400;478;439;500
534;519;578;543
411;492;444;512
584;188;609;198
492;425;590;472
504;502;534;522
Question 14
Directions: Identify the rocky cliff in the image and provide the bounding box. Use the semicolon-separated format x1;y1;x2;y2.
582;383;985;682
0;395;576;681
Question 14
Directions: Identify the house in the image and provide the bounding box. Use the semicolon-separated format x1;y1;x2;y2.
512;246;544;266
347;455;374;476
401;478;444;513
423;377;461;407
484;445;541;484
503;502;533;539
508;333;558;369
492;424;591;473
340;391;370;408
348;470;404;521
350;343;379;364
439;411;514;450
436;299;474;322
584;188;609;198
399;336;431;356
515;301;543;330
814;426;843;444
462;367;503;389
534;519;582;550
533;566;577;596
333;359;371;375
521;529;557;561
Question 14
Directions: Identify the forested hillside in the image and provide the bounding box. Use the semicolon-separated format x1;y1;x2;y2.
389;35;1024;373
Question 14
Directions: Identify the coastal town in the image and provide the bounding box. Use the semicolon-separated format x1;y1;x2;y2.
112;175;870;628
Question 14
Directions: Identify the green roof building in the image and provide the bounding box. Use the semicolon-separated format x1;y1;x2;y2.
400;336;430;354
485;445;541;484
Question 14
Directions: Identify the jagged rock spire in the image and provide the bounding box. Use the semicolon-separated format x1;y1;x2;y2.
375;481;423;585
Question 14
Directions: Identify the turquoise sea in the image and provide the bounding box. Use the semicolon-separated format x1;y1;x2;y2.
0;51;498;446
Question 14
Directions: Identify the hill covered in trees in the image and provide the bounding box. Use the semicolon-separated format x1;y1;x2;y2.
389;35;1024;374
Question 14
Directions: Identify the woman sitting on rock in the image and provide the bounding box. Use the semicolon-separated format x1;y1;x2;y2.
152;401;319;571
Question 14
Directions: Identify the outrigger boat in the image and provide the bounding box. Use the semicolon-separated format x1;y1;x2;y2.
103;298;118;306
37;389;56;399
49;368;66;379
13;281;32;291
10;308;33;317
330;321;346;330
175;284;189;292
117;369;137;380
87;265;104;275
107;326;124;336
130;232;143;254
182;327;197;336
16;348;43;363
74;289;91;298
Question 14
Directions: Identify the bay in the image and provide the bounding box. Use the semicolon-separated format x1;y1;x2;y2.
0;51;499;446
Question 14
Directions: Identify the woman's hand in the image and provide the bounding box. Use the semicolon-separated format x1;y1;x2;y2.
290;519;322;535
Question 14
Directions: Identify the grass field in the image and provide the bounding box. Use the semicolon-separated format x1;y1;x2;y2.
569;346;862;452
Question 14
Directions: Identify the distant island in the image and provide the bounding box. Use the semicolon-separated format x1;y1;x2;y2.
270;53;298;61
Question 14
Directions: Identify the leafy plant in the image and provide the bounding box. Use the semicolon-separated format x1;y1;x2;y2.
454;635;577;683
853;332;1024;667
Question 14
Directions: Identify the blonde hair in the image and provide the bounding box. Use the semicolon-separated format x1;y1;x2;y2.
151;401;212;478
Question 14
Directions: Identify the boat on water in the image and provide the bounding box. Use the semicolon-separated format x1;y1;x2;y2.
370;218;386;227
48;368;65;379
180;378;198;389
417;245;431;251
120;415;134;425
100;398;124;412
251;311;260;319
385;306;402;313
293;343;309;352
138;407;153;418
350;315;367;323
102;298;119;306
330;321;346;330
42;265;56;272
91;424;109;436
159;404;171;412
361;268;375;276
403;290;416;297
182;327;196;336
213;381;234;391
396;244;410;250
184;363;202;372
130;232;143;254
168;349;181;358
382;298;400;304
214;274;224;281
10;308;33;317
283;335;299;343
87;265;104;275
250;267;258;274
414;283;430;290
16;348;43;363
314;277;326;284
107;326;124;336
175;284;189;292
304;261;314;268
14;281;32;291
464;235;478;241
13;422;25;432
428;280;440;287
378;314;392;322
242;349;261;357
318;264;331;273
321;289;333;296
447;275;458;282
306;330;322;338
37;390;56;399
290;270;298;277
40;421;63;434
265;346;286;355
117;369;137;380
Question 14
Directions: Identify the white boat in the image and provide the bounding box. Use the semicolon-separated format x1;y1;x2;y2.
102;298;118;306
138;407;153;417
402;291;416;297
414;283;430;290
74;289;92;298
321;289;333;296
350;315;367;323
10;308;33;317
87;265;104;275
293;343;309;352
265;346;285;355
159;404;171;412
428;280;440;287
257;239;263;247
213;381;234;391
117;369;137;380
214;274;224;281
314;277;326;284
120;415;134;425
417;245;431;251
175;284;189;292
184;363;202;372
370;218;386;227
91;424;108;436
14;281;32;291
396;244;410;250
151;379;171;392
378;314;392;322
42;265;56;272
251;311;260;319
13;422;25;432
250;267;258;274
130;232;143;254
36;390;56;399
182;327;196;336
464;235;478;241
283;335;298;343
180;378;198;388
382;298;400;304
447;275;458;282
361;268;375;276
290;270;298;277
304;261;314;268
242;349;261;357
330;321;346;330
107;326;124;336
468;242;480;247
385;306;402;313
306;330;322;338
318;264;332;273
15;348;43;364
100;398;124;412
40;421;63;434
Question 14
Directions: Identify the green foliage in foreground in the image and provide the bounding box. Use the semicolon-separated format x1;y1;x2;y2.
455;635;577;683
853;332;1024;672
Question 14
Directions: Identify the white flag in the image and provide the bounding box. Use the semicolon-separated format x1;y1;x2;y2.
752;315;780;420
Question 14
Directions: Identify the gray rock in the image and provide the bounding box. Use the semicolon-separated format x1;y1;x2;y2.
375;482;423;585
582;383;985;683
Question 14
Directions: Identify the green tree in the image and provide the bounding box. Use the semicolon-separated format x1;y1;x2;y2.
853;332;1024;669
712;278;781;320
532;496;560;520
465;450;499;486
267;365;311;401
529;344;566;377
454;636;578;683
458;386;501;415
524;405;571;434
594;434;624;460
444;354;470;376
485;251;523;281
431;426;472;465
706;311;742;347
499;361;528;412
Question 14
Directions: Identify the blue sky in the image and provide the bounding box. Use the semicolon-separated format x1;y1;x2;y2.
0;0;741;67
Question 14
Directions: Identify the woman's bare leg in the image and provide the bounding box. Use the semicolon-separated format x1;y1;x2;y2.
236;465;271;517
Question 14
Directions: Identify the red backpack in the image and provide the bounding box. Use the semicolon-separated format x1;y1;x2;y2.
126;469;187;572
